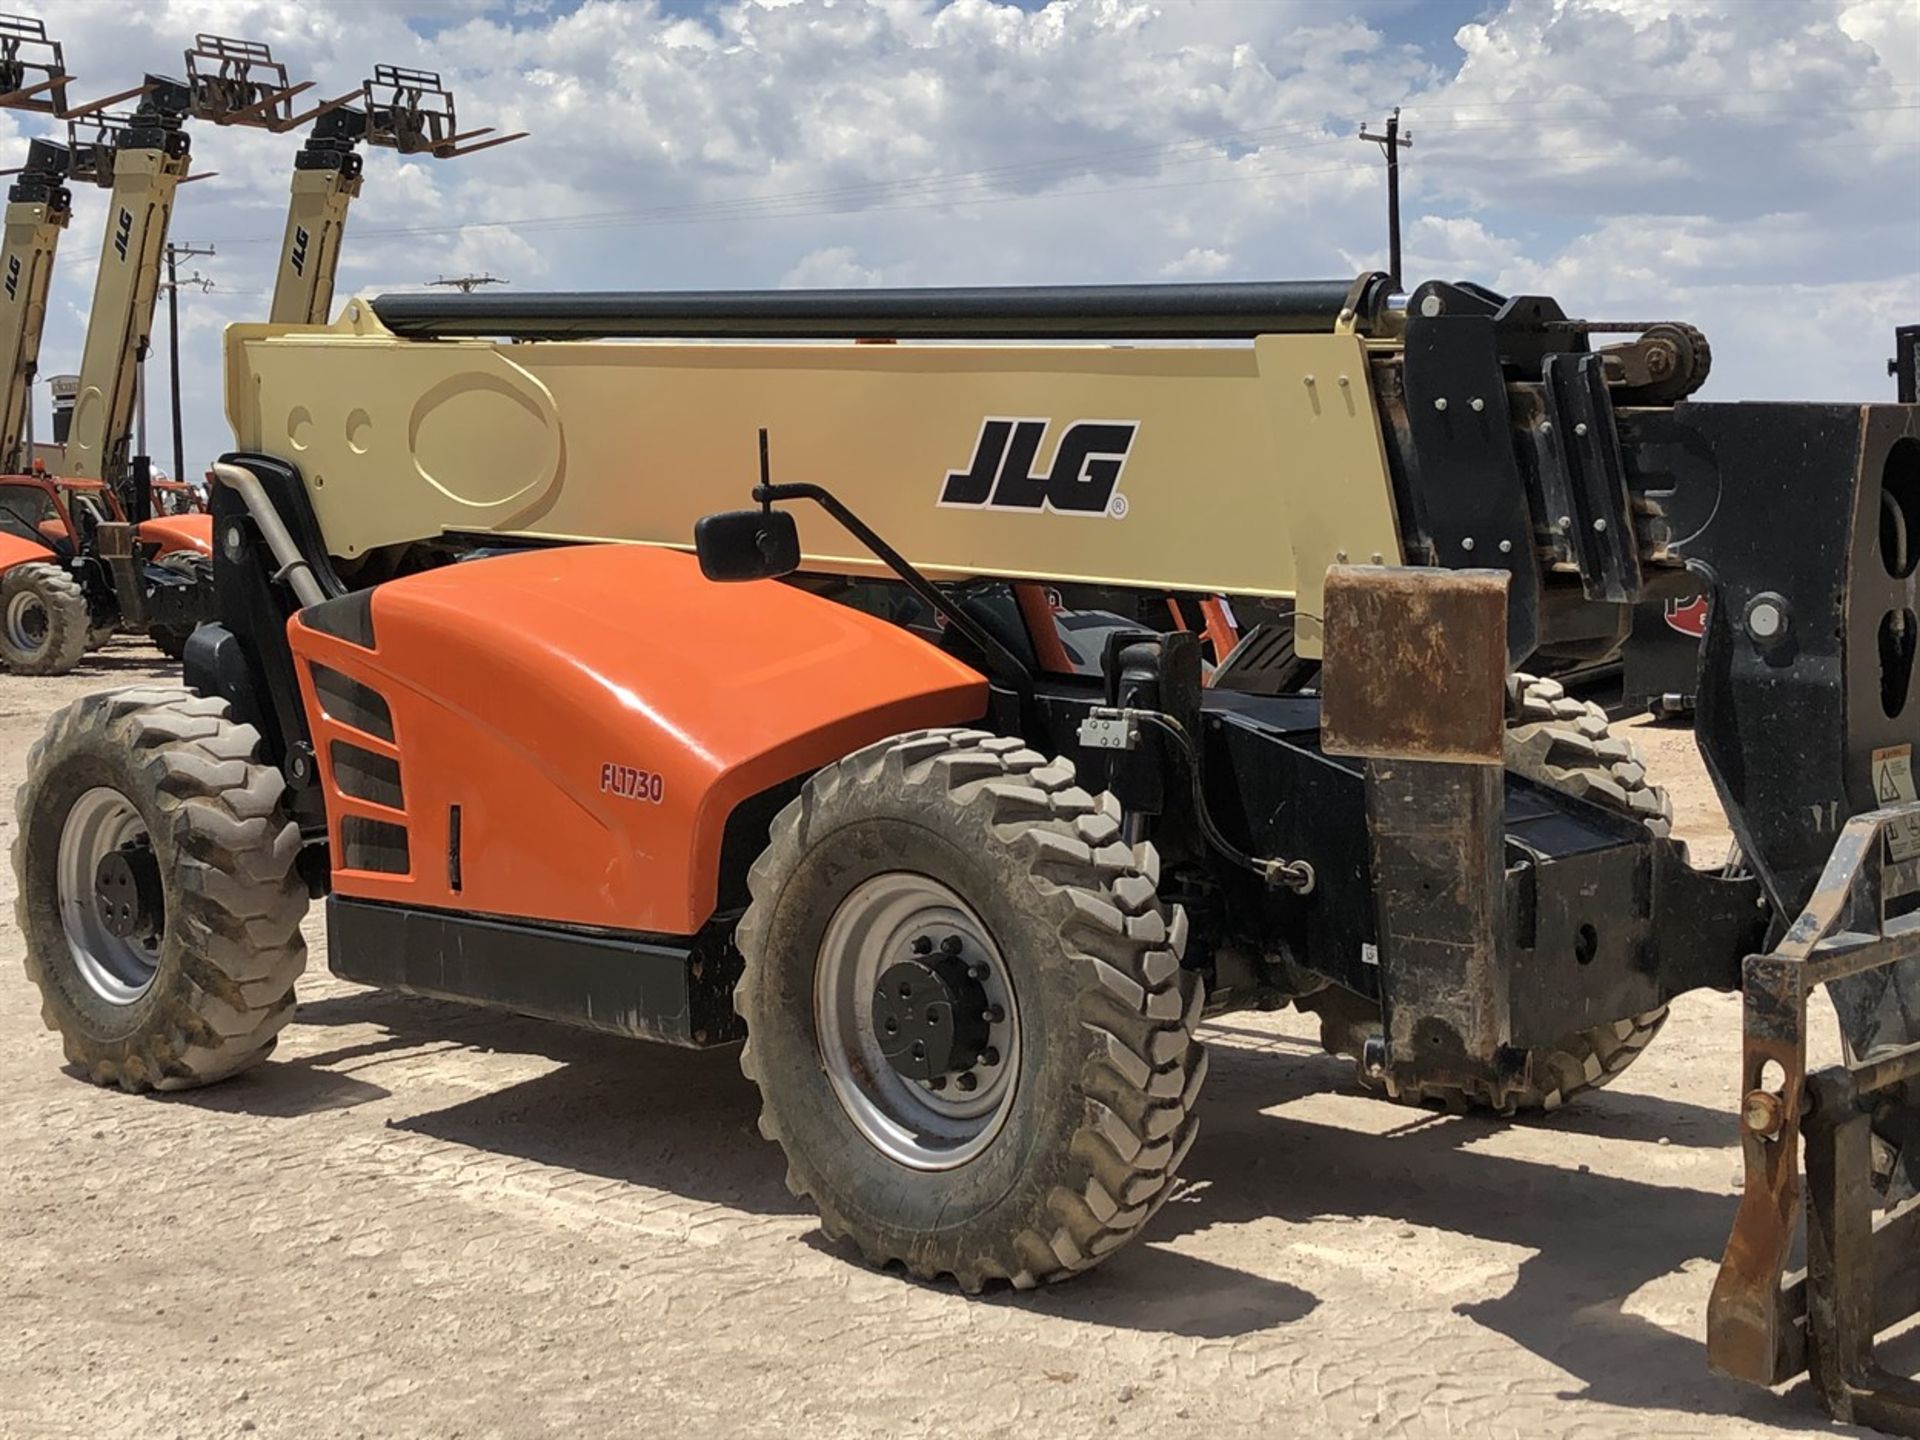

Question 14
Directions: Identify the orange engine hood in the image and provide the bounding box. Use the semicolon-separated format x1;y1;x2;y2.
137;513;213;557
288;544;991;933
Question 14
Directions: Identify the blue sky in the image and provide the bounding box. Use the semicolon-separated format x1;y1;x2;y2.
16;0;1919;480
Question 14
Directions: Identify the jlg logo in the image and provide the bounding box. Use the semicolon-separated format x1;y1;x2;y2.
290;225;310;276
3;255;17;300
940;418;1138;518
112;208;133;262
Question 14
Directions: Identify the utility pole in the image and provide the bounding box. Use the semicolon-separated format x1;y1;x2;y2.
1358;108;1412;290
427;273;507;294
162;240;214;483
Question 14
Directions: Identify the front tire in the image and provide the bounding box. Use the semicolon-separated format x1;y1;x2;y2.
1;561;89;675
736;729;1204;1290
12;687;309;1091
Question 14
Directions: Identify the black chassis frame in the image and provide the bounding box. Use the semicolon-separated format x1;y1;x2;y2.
991;673;1767;1044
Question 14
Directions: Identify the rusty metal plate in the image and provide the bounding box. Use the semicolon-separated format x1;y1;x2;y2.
1320;564;1509;764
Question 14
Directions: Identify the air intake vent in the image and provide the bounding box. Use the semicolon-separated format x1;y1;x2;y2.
309;662;393;742
341;816;410;875
330;740;404;809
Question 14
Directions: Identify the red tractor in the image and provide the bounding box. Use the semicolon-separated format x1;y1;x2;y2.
0;468;212;672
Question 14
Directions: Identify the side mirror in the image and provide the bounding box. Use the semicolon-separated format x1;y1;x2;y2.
694;507;800;582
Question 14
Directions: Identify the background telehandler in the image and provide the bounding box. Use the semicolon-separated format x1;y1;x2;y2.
0;22;519;673
11;269;1920;1431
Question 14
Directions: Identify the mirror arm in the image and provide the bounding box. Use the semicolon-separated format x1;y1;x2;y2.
755;479;1034;700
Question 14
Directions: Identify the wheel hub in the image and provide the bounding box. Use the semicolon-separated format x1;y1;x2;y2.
58;787;164;1005
873;934;994;1083
814;873;1022;1171
94;840;164;941
6;590;47;652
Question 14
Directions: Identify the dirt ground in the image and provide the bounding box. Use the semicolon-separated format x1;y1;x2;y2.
0;647;1880;1440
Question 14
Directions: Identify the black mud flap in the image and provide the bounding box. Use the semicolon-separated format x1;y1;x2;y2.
1709;802;1920;1433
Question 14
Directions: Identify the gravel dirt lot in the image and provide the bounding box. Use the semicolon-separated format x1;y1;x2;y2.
0;647;1882;1440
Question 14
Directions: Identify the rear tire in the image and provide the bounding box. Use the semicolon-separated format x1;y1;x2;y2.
1;561;89;675
12;687;309;1091
736;728;1204;1290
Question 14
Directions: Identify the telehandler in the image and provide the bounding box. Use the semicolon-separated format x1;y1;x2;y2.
12;272;1920;1430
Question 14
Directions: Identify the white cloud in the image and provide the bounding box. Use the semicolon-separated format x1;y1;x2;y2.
781;245;885;288
1160;246;1232;278
13;0;1917;477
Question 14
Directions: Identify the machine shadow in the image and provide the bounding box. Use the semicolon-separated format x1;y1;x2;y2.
270;985;1804;1367
181;986;1816;1390
80;639;176;666
149;1060;390;1118
1200;1019;1738;1149
1157;1037;1840;1431
290;985;1320;1338
797;1228;1321;1340
294;985;807;1218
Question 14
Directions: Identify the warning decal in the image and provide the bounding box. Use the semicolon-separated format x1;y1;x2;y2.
1872;745;1920;863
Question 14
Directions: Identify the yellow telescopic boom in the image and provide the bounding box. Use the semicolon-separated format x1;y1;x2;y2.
0;138;69;470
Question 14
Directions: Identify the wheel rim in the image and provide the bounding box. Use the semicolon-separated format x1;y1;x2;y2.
57;788;162;1005
814;872;1022;1172
5;589;48;655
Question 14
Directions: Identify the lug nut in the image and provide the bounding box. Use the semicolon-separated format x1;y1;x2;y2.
979;1047;1000;1068
912;936;933;956
940;935;963;956
956;1072;979;1093
969;962;989;982
929;1075;947;1091
983;1004;1005;1024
